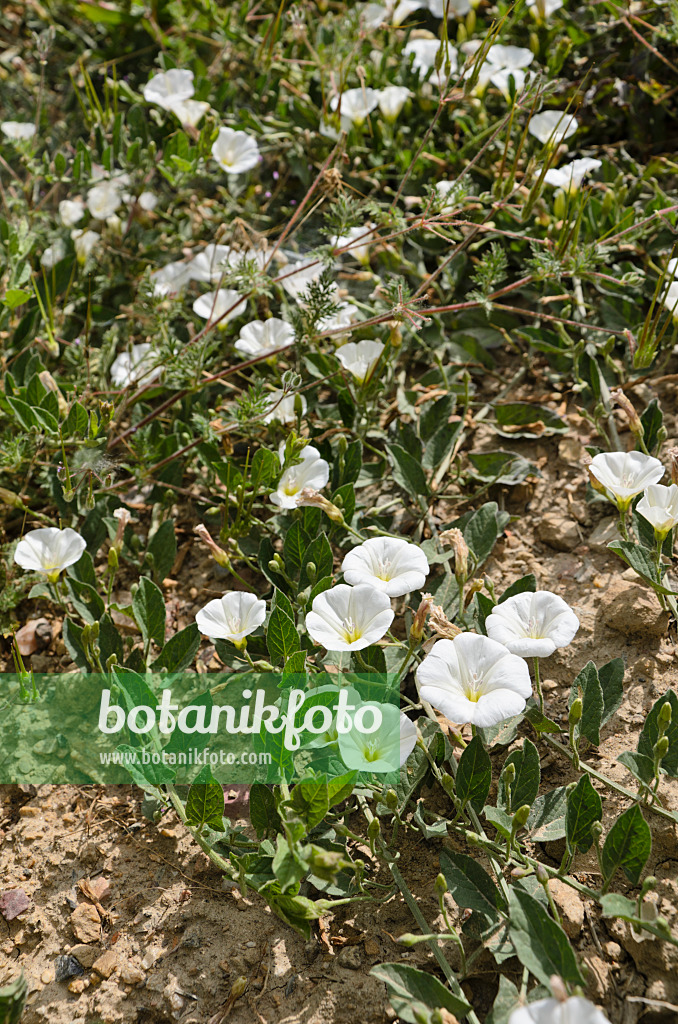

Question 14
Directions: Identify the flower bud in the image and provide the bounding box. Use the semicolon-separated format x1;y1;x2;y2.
569;698;583;724
654;736;669;761
440;528;468;583
668;447;678;485
0;487;24;509
611;389;643;437
511;866;532;878
435;873;447;897
295;487;345;523
512;804;531;829
658;700;672;731
194;524;231;569
535;863;549;884
550;976;568;1003
641;876;657;897
410;594;432;641
591;821;603;840
367;817;381;841
384;788;399;811
440;774;456;799
654;916;673;939
397;933;422;947
108;547;119;572
230;976;248;999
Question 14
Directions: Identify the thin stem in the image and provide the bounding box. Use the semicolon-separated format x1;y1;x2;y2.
533;658;544;713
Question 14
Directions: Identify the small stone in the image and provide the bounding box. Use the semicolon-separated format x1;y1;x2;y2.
337;945;363;970
364;937;380;957
67;945;100;969
0;889;31;921
119;963;145;986
548;879;584;940
601;580;669;638
537;514;580;552
15;618;52;656
141;946;163;970
41;970;53;985
71;903;101;944
588;517;620;553
92;951;118;979
68;978;89;995
55;956;85;983
18;807;41;818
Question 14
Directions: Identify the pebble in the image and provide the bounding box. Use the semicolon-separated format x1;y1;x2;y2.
141;946;163;969
92;950;118;979
67;944;100;969
68;978;89;995
40;970;54;985
70;903;101;944
587;517;620;553
536;514;580;552
55;955;85;982
119;963;145;986
337;945;363;970
601;580;669;638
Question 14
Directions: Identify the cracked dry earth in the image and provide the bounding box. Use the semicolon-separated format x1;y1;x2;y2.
2;377;678;1024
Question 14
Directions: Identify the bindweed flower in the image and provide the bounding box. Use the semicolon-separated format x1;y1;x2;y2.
404;38;457;79
485;591;580;658
190;243;236;283
279;258;324;301
270;445;330;509
543;157;602;192
1;121;36;141
193;525;232;569
479;44;534;98
170;99;210;127
41;241;66;269
330;88;380;126
111;343;161;387
333;225;376;263
416;633;532;727
14;527;86;583
87;179;123;220
149;258;194;297
588;451;664;510
211;127;260;175
142;69;195;111
138;191;159;212
527;0;564;18
336;339;384;382
195;591;266;647
528;110;578;146
377;85;411;121
636;483;678;538
235;318;295;358
508;996;611;1024
341;537;430;597
317;301;360;337
306;584;394;651
338;704;417;771
59;199;85;227
262;390;307;424
71;229;100;263
193;289;247;327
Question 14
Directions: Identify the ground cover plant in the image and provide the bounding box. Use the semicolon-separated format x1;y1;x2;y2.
2;0;678;1022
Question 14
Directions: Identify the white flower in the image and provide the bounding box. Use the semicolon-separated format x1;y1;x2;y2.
111;343;161;387
362;1;422;27
14;527;86;582
192;289;247;327
333;224;376;263
170;99;210;127
662;280;678;318
306;584;394;651
485;591;580;659
41;241;66;269
330;88;380;126
508;996;611;1024
636;483;678;537
543;157;602;191
149;258;194;297
416;633;532;727
336;339;384;382
487;44;534;70
279;259;324;301
71;229;100;262
317;301;360;337
527;0;564;18
589;451;664;508
211;127;260;174
1;121;36;141
138;191;158;212
270;445;330;509
195;591;266;645
378;85;411;121
142;69;194;111
426;0;470;15
528;110;579;146
235;318;295;358
342;537;429;597
338;704;417;772
189;244;236;283
87;179;123;220
59;199;85;227
262;390;307;424
435;179;463;207
404;39;457;78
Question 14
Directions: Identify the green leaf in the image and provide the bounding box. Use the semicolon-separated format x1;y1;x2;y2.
3;288;32;309
267;893;325;939
508;888;584;987
64;577;105;625
6;396;38;430
250;446;279;490
62;618;90;671
116;743;175;786
495;402;568;437
143;520;177;582
607;540;675;593
526;786;568;842
369;963;471;1024
570;661;604;746
272;835;309;893
483;805;513;839
422;418;463;472
289;780;330;830
601;804;651;886
151;623;200;673
0;972;27;1024
185;764;225;831
249;783;282;838
523;701;560;735
389;443;429;499
499;575;537;602
283;522;308;577
439;849;507;917
638;689;678;776
282;650;307;678
500;739;540;811
599;658;624;726
164;690;212;757
463;502;508;566
299;533;334;589
467;450;540;486
485;975;521;1024
456;735;491;813
272;588;295;621
566;775;602;854
617;750;655;787
639;398;663;455
62;401;89;437
341;438;363;486
267;606;300;665
132;577;166;650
